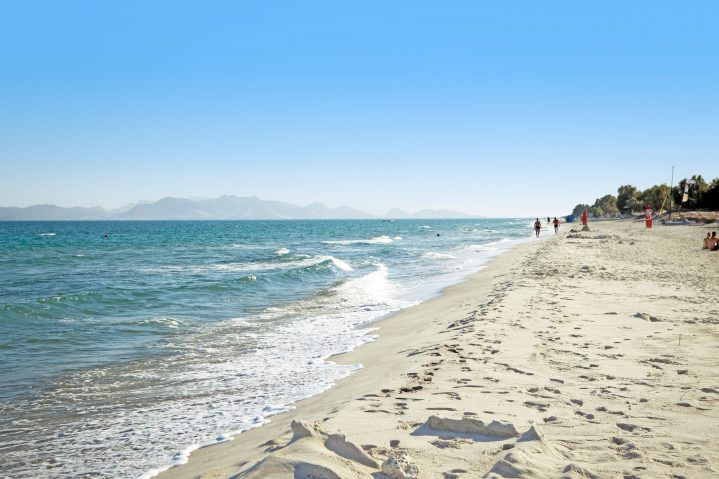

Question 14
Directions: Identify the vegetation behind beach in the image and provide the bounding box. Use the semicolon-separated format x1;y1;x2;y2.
572;174;719;218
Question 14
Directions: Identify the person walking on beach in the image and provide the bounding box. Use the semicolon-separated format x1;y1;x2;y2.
553;217;560;234
534;218;542;237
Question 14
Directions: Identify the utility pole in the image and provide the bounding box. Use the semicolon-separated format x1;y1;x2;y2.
669;166;675;219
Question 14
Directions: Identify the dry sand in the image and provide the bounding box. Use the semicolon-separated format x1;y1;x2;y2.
158;221;719;479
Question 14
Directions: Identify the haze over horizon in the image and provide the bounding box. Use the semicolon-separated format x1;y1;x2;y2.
2;1;717;216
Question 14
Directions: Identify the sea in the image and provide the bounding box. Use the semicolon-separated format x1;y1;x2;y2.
0;219;534;478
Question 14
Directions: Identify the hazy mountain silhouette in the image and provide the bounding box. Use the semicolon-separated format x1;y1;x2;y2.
0;196;476;220
115;195;372;220
0;204;107;220
384;207;473;219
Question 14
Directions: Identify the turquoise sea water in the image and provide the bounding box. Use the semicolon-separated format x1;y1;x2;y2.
0;219;533;478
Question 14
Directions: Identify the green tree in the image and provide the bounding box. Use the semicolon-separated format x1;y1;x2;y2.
572;204;591;217
626;196;644;213
642;184;671;212
685;175;708;208
592;194;619;217
616;185;642;213
703;178;719;210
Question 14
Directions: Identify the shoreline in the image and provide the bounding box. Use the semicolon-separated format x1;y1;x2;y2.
159;221;719;478
156;231;548;479
148;233;537;479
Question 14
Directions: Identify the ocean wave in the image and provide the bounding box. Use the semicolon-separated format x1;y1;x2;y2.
465;244;497;252
141;255;352;275
212;255;353;273
228;243;264;249
420;225;431;229
131;317;185;328
421;251;456;260
462;238;512;252
39;232;56;236
321;235;393;245
335;263;395;307
274;248;290;256
255;263;399;324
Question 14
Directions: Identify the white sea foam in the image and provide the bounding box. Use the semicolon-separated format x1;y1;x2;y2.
324;256;353;271
463;238;512;252
142;255;353;275
274;248;290;255
129;263;405;478
465;244;498;252
39;232;56;236
421;251;456;260
335;263;395;306
133;317;185;328
393;236;403;240
420;225;431;229
213;255;352;272
228;243;264;249
322;235;394;245
262;404;294;416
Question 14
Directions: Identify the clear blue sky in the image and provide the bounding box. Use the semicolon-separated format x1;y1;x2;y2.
1;1;717;216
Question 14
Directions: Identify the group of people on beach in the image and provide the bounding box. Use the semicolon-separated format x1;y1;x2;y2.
703;232;719;251
534;217;560;237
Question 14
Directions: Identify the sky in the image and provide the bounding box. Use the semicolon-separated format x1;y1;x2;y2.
1;1;717;216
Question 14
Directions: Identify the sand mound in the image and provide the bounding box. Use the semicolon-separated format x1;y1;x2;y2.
517;426;543;442
485;449;598;479
482;425;597;478
235;420;377;478
426;415;519;438
380;452;419;479
325;433;379;468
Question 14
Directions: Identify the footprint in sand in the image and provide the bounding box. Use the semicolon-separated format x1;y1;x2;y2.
399;385;423;393
523;401;549;412
575;410;595;420
616;422;651;432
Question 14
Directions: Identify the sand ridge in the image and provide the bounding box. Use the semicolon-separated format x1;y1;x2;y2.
159;221;719;479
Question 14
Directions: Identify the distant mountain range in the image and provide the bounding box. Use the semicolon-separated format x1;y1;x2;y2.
0;195;477;221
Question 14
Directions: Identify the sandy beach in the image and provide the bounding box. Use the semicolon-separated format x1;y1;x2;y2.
158;221;719;479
